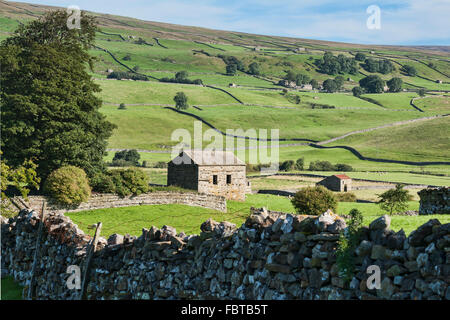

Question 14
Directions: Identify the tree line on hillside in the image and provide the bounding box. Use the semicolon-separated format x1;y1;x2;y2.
247;158;353;173
160;71;203;85
218;54;261;76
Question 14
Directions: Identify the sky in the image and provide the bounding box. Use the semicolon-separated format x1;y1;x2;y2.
14;0;450;45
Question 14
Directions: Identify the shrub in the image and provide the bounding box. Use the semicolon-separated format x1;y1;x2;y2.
153;161;168;168
280;160;296;172
291;186;338;215
109;168;150;197
44;166;91;205
309;160;335;171
335;163;353;172
377;184;413;215
90;172;116;194
112;149;140;166
295;157;304;170
336;192;357;202
118;103;127;110
352;86;364;97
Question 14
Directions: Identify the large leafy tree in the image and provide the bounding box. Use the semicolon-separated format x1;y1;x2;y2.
0;10;116;182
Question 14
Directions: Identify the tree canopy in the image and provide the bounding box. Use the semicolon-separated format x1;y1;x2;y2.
0;10;116;181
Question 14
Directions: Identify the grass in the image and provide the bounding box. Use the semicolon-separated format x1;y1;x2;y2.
0;277;23;300
67;194;450;237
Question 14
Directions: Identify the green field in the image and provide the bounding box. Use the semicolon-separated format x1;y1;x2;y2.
67;194;450;237
0;277;23;300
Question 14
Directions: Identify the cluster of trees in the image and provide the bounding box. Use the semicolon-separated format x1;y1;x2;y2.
401;65;417;77
107;71;148;81
322;75;345;93
111;149;141;167
309;160;353;172
219;55;260;76
354;52;366;61
276;158;353;172
160;71;203;85
362;58;395;74
315;52;358;75
352;76;403;96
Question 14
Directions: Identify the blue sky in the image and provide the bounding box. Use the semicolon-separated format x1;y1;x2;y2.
15;0;450;45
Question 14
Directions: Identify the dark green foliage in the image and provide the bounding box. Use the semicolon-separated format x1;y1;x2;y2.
123;54;131;61
352;86;364;97
295;157;304;170
245;163;271;173
334;75;345;89
362;58;395;74
291;186;338;215
160;71;203;85
377;184;413;215
401;64;417;76
315;52;358;75
90;172;116;193
44;166;91;205
335;163;353;172
153;161;168;168
309;160;335;171
336;208;363;282
308;161;352;171
109;168;150;197
387;77;403;92
418;88;426;97
118;103;127;109
0;10;116;181
359;75;385;93
336;192;357;202
219;55;245;73
132;65;140;72
296;73;311;86
112;149;140;166
107;71;148;81
226;63;237;75
284;70;296;82
248;62;260;75
354;52;366;61
174;92;189;110
323;79;338;93
309;79;319;89
280;160;296;172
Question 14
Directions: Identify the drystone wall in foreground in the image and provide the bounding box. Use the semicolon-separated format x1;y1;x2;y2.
1;207;449;300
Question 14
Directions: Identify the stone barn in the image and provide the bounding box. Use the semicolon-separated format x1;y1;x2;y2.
317;174;352;192
167;150;249;201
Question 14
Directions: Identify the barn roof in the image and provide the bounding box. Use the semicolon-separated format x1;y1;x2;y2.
170;150;245;166
334;174;351;180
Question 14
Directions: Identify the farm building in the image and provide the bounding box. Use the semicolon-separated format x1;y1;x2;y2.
167;150;250;201
317;174;352;192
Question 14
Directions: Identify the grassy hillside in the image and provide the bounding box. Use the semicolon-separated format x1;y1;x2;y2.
1;1;449;179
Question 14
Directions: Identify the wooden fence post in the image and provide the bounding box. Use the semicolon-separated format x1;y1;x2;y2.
79;222;102;300
27;201;46;300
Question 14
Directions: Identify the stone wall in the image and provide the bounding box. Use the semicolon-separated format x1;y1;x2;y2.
1;207;448;300
418;187;449;215
14;191;227;214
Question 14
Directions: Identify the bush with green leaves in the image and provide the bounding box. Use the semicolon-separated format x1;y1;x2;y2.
295;157;304;170
109;168;149;197
44;166;91;205
309;160;335;171
112;149;140;166
336;192;357;202
335;163;353;172
336;208;363;282
291;186;338;215
352;86;364;97
387;77;403;92
377;184;413;215
280;160;296;172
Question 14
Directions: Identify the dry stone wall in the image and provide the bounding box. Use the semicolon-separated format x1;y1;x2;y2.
14;192;227;214
418;187;449;215
2;207;449;300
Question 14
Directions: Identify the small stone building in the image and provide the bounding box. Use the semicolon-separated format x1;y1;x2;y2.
317;174;352;192
167;150;249;201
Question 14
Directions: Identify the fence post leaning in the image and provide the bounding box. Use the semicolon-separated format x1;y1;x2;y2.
27;201;46;300
79;222;102;300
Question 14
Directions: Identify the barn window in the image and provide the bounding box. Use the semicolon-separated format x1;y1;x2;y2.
226;175;232;184
213;175;218;185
